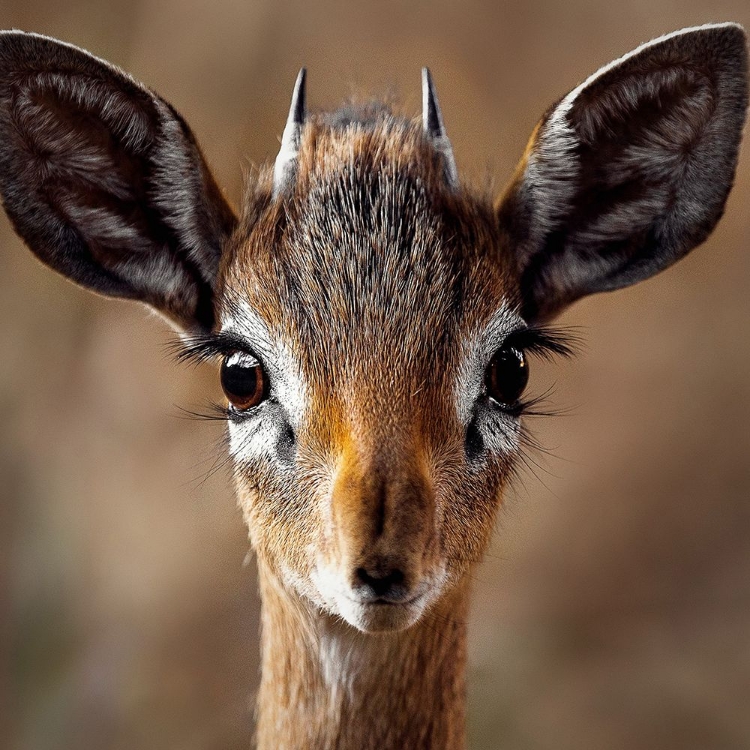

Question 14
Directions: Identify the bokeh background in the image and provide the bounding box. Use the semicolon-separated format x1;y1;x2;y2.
1;1;750;748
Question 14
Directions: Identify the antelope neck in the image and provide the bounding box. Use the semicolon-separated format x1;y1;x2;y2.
254;562;470;750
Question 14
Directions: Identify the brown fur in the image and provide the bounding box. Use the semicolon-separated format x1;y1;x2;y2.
215;114;516;747
224;117;512;747
0;26;746;750
256;560;469;750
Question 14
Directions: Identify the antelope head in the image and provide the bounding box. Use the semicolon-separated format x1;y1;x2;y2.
0;26;746;639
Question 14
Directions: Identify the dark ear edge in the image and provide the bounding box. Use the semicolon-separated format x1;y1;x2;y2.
498;23;749;323
0;31;237;332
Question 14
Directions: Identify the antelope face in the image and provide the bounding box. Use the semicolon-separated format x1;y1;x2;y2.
0;28;745;633
219;120;525;632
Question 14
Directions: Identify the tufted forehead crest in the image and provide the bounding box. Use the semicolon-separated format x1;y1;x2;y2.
272;68;459;199
226;111;510;415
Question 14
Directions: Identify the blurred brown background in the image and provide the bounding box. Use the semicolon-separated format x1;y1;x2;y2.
1;1;749;748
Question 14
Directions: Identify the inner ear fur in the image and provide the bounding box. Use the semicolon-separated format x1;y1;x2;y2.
0;31;237;331
499;23;749;322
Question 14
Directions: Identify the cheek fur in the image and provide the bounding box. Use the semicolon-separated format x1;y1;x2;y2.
228;403;296;468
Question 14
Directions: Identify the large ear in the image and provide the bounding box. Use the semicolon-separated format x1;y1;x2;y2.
0;31;237;332
498;23;748;322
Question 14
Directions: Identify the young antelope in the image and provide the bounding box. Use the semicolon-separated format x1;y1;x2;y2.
0;23;746;750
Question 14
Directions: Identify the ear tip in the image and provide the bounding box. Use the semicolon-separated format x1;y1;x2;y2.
702;21;746;39
700;22;747;52
720;23;748;63
697;23;749;81
0;30;99;73
0;31;56;79
679;23;748;61
672;21;745;39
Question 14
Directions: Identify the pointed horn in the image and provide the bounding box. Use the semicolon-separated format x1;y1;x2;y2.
273;68;307;198
422;68;458;188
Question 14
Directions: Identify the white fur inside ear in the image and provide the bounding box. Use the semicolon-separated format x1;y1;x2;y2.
521;113;579;255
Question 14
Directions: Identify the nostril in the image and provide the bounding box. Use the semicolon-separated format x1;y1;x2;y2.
355;566;406;599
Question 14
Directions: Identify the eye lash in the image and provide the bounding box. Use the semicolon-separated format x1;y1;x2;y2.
174;401;232;422
507;387;573;419
169;332;260;366
175;397;269;425
503;325;580;360
488;328;580;420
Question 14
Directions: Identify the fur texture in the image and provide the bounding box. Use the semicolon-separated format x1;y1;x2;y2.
0;25;747;750
0;31;236;331
499;23;748;321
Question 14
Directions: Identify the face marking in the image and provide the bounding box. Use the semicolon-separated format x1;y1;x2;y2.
452;304;526;460
221;297;308;465
455;304;525;420
310;559;444;633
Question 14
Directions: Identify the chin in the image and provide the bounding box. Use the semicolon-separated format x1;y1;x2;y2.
334;592;431;633
309;565;445;633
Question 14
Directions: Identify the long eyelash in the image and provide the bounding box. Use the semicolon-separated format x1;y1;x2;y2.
510;385;575;419
168;332;257;366
499;327;582;419
174;401;231;422
505;325;581;360
175;399;266;426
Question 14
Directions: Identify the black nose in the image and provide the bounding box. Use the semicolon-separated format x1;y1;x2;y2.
354;566;407;601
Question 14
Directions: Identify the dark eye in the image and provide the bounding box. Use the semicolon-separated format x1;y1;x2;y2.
485;347;529;407
221;352;267;410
